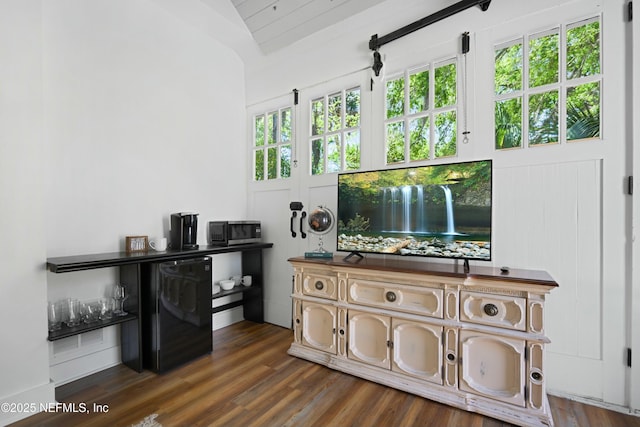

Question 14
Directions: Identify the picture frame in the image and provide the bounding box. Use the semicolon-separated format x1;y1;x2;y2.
126;235;149;253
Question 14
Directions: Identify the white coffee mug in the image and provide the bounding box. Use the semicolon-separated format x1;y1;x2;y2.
149;237;167;251
242;275;252;286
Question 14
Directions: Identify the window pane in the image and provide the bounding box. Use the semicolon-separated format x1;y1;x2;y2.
267;147;277;179
281;108;291;142
328;93;342;132
327;134;341;173
567;20;600;80
409;70;429;114
254;116;264;147
409;117;430;161
311;138;324;175
345;131;360;170
495;43;522;95
386;121;405;164
434;63;456;108
311;98;325;136
529;32;559;88
567;82;600;141
434;110;457;158
386;77;405;119
280;144;291;178
254;149;264;181
267;111;277;145
495;97;522;149
345;88;360;128
529;91;559;145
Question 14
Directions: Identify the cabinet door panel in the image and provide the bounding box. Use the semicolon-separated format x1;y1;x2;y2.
392;319;443;384
459;330;525;407
302;302;337;354
348;310;390;369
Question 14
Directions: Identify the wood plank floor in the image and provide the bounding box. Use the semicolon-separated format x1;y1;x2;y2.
11;321;640;427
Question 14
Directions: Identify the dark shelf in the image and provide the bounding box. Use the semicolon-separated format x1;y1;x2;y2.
211;286;260;315
47;243;274;273
48;313;137;341
212;285;257;300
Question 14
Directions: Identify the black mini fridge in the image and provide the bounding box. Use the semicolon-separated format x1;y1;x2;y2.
142;257;212;373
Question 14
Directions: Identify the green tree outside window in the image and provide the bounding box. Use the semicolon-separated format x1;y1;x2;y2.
494;17;601;149
309;87;361;175
385;60;457;163
253;106;293;181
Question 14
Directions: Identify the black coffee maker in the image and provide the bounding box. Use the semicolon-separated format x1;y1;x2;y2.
170;212;199;250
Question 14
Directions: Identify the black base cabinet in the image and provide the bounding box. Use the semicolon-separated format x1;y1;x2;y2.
47;243;273;373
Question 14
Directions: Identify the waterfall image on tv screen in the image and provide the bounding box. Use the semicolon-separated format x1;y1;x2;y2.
337;160;492;261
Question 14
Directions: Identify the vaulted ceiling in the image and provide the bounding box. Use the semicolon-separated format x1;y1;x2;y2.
226;0;387;54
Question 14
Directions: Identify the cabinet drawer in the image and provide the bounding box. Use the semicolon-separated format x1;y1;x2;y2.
348;278;443;318
460;291;526;331
303;271;338;300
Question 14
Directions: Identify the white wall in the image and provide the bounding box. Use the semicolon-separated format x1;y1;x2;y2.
0;1;56;425
1;0;249;422
42;0;248;384
245;0;635;412
43;0;248;256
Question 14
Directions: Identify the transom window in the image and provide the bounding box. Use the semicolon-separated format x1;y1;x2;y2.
494;17;601;149
310;87;361;175
385;59;458;164
253;107;292;181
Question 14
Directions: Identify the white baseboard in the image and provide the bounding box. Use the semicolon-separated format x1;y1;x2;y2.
0;380;56;426
50;346;121;386
212;306;244;330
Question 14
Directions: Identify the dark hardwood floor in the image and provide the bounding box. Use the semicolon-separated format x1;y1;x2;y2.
11;321;640;427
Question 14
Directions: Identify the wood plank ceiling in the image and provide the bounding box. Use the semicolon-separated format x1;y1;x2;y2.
226;0;387;54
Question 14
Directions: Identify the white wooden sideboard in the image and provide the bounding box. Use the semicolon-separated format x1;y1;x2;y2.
288;256;558;427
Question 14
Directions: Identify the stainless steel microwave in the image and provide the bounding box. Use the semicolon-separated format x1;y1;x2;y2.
208;221;262;246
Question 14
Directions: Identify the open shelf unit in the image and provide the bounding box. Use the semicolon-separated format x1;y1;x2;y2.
48;313;137;341
47;243;273;371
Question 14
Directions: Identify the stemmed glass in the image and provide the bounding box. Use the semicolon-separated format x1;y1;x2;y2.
113;284;128;316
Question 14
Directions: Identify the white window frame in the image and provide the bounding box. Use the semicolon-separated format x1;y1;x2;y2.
252;105;294;181
383;57;459;165
308;86;362;176
493;15;603;150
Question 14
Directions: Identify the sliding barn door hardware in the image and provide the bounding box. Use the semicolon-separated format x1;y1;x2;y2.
368;0;491;51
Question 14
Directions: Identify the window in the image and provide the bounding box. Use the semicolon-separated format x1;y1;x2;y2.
310;87;361;175
385;59;458;164
253;107;292;181
494;17;601;150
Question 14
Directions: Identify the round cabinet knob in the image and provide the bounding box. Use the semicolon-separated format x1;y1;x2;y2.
295;318;300;324
531;371;543;381
385;291;397;302
446;353;456;362
483;303;499;317
339;329;345;336
314;281;324;291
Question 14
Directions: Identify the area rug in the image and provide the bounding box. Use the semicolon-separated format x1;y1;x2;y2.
131;414;162;427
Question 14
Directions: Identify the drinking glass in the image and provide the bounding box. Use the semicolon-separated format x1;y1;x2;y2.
66;298;81;327
113;284;128;316
99;298;114;320
82;301;101;323
47;301;62;331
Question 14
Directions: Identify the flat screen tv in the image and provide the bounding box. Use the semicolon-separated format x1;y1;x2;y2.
336;159;492;263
